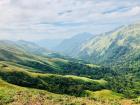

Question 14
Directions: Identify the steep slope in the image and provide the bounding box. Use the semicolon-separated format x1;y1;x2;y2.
55;32;94;56
77;23;140;65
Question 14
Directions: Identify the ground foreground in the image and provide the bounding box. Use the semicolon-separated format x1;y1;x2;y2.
0;79;140;105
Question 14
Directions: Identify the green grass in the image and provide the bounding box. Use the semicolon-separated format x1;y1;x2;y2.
0;61;139;104
0;79;138;105
83;89;123;101
0;39;140;105
134;96;140;104
0;79;95;105
64;75;107;85
0;62;107;96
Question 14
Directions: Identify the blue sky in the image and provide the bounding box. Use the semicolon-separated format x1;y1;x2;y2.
0;0;140;40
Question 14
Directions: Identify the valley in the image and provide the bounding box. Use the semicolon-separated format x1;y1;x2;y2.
0;23;140;104
0;0;140;105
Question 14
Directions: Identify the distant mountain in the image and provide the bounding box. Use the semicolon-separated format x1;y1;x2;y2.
0;40;50;56
0;36;139;101
54;32;94;57
16;40;51;56
34;39;63;50
76;23;140;65
0;40;107;76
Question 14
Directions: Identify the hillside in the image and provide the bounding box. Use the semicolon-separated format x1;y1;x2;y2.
0;61;138;105
54;23;140;67
0;41;116;79
0;62;108;96
0;78;128;105
0;40;50;56
63;23;140;66
55;32;94;56
0;39;139;104
0;0;140;105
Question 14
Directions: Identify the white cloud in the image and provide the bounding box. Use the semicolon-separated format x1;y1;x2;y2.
0;0;140;40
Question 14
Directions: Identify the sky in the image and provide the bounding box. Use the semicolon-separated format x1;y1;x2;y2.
0;0;140;41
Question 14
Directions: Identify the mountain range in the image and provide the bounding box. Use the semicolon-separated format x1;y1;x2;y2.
56;23;140;66
0;22;140;105
54;32;94;56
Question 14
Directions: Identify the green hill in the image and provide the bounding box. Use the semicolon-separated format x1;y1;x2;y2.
77;23;140;66
0;39;139;104
0;41;116;80
0;78;127;105
0;40;50;56
0;62;139;105
55;32;94;57
83;89;123;101
55;23;140;67
0;62;107;96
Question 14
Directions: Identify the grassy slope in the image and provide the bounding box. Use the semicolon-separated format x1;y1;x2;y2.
79;23;140;65
0;62;107;96
0;79;129;105
0;79;96;105
0;66;138;105
0;48;116;81
83;89;123;100
0;40;139;104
